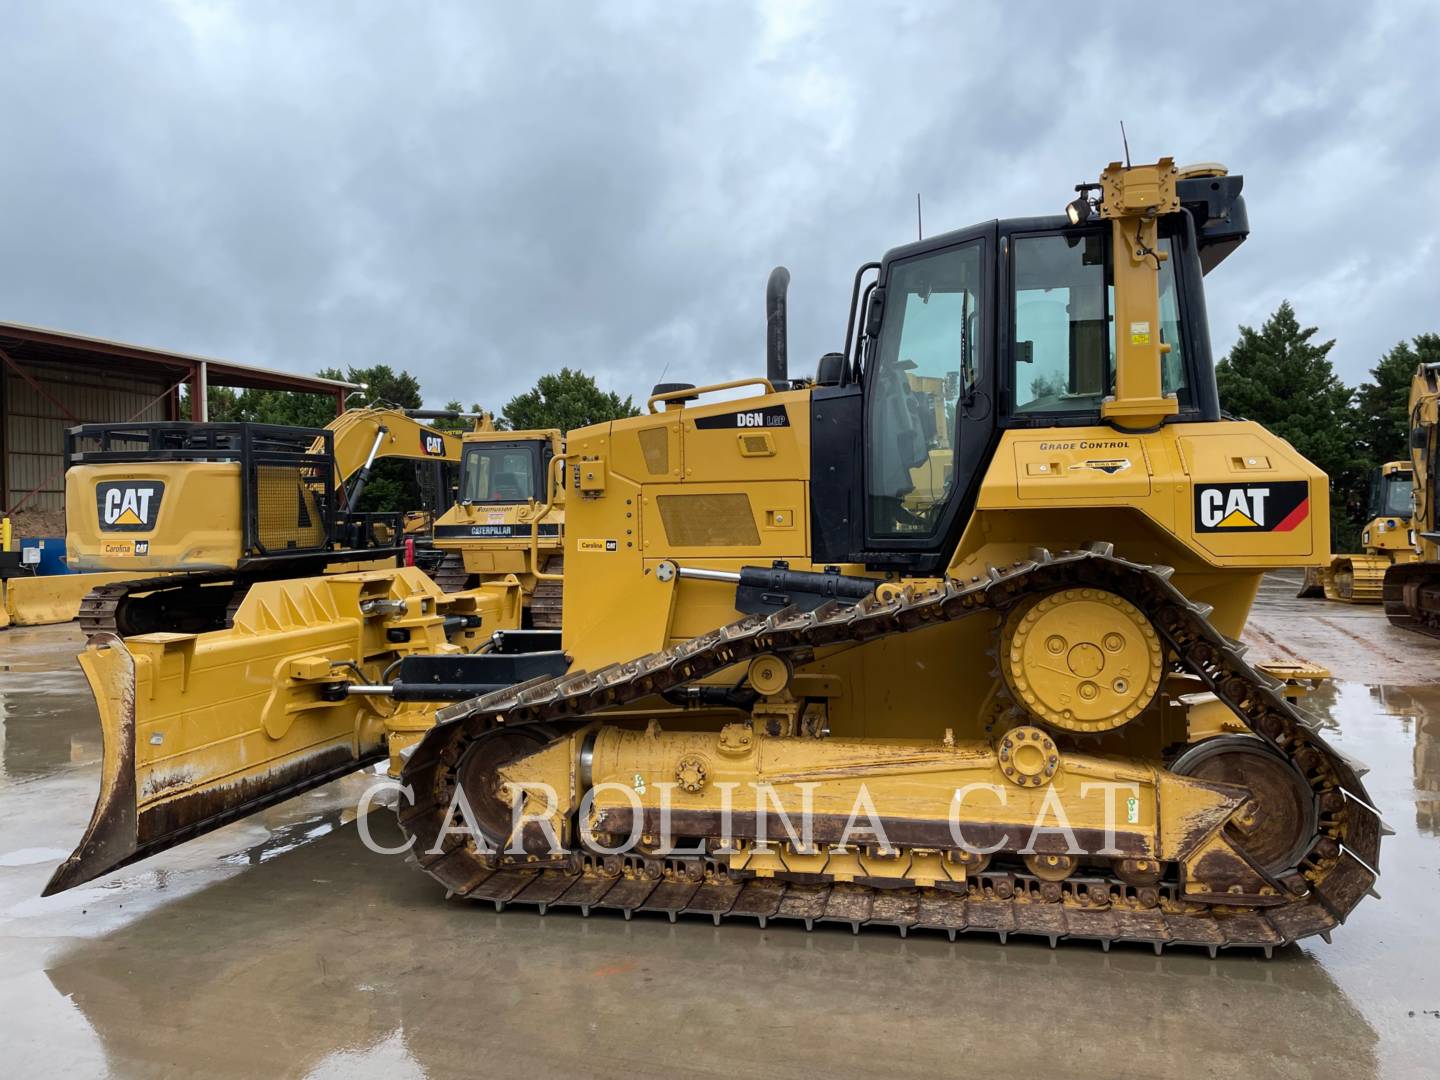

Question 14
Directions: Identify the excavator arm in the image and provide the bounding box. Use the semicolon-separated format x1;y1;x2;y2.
315;407;466;508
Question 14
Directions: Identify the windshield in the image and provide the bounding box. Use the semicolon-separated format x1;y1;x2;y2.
460;444;540;503
1379;473;1413;519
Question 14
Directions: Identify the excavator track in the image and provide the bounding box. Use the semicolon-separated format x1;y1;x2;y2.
78;572;240;638
399;545;1383;955
1382;561;1440;637
529;554;564;629
79;546;410;637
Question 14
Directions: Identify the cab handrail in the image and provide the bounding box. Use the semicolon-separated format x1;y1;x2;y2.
646;377;776;414
528;453;568;581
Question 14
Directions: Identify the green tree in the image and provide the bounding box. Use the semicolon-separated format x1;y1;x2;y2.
184;364;432;514
334;366;426;514
204;385;339;428
339;364;422;410
502;367;638;432
1353;333;1440;467
192;363;426;429
1216;301;1365;549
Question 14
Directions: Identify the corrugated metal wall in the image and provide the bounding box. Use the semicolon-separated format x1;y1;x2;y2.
3;362;172;512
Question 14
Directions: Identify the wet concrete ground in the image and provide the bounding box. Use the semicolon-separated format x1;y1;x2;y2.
1;576;1437;1078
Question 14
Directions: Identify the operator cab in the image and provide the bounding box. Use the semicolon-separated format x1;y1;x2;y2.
460;439;554;505
811;171;1248;572
1366;463;1413;523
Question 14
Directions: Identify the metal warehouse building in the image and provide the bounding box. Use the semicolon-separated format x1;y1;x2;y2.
0;321;354;518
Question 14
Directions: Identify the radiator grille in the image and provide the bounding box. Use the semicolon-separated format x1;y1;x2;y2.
656;493;760;547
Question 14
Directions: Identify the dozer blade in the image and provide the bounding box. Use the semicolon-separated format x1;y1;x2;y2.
46;637;142;893
45;633;387;894
43;568;465;894
1294;566;1327;599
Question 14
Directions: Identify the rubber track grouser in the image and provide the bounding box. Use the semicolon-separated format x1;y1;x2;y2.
400;547;1382;955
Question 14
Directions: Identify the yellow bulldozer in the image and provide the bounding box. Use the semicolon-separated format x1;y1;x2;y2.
430;416;566;629
46;157;1384;955
1385;363;1440;634
1297;460;1417;602
66;406;466;636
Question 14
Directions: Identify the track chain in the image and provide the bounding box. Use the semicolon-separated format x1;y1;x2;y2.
529;553;564;629
77;572;232;637
399;545;1384;953
429;553;471;594
1383;561;1440;637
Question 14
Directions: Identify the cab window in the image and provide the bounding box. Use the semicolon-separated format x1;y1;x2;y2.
1155;238;1188;398
1012;233;1109;413
1372;471;1413;519
1012;233;1190;413
461;445;537;503
866;241;982;538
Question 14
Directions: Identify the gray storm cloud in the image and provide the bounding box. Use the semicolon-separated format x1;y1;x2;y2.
2;0;1436;407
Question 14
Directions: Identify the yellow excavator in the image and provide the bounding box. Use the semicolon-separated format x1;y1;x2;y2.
47;156;1384;955
430;416;566;629
66;406;465;636
1385;363;1440;634
1297;461;1417;602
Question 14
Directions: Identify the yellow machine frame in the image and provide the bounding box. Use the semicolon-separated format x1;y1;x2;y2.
44;159;1381;958
65;407;462;576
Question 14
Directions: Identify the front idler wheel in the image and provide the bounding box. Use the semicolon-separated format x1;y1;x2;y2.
1169;735;1319;877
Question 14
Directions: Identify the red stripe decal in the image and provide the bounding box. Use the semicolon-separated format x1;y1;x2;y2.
1272;496;1309;532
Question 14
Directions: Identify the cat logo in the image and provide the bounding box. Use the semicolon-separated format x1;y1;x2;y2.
421;433;447;457
95;481;164;532
1194;481;1309;533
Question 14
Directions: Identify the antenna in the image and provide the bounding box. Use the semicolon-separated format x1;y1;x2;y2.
916;193;923;240
1120;120;1132;167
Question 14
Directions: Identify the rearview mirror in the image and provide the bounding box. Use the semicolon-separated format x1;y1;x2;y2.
1016;340;1035;364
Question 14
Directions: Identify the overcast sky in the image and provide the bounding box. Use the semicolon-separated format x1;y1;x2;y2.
2;1;1437;409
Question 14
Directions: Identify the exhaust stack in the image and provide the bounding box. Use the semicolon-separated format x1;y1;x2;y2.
766;266;790;391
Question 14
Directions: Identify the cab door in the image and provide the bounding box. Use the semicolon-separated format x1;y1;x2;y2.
861;225;997;572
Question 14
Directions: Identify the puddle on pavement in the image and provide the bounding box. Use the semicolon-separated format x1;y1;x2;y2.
0;624;99;781
1;620;1436;1078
